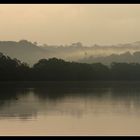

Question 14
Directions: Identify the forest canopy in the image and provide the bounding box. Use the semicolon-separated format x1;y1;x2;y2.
0;52;140;81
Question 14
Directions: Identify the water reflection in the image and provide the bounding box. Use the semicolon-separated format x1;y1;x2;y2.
0;82;140;120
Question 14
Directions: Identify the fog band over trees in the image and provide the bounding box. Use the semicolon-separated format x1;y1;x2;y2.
1;40;140;65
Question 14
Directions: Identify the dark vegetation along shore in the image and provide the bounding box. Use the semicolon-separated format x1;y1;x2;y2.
1;52;140;81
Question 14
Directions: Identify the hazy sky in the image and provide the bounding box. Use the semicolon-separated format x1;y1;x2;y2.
0;4;140;46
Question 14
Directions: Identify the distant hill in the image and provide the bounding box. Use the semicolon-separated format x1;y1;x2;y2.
0;40;51;65
1;40;140;65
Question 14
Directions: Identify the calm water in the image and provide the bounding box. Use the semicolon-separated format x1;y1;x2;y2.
0;81;140;135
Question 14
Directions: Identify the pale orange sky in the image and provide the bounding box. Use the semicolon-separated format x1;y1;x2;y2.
0;4;140;45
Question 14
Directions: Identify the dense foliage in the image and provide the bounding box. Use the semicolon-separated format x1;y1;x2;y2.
1;53;140;81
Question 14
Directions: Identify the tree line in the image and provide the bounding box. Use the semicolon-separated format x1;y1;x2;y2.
0;52;140;81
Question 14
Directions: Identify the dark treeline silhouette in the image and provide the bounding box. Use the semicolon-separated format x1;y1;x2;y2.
1;52;140;81
0;52;30;81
